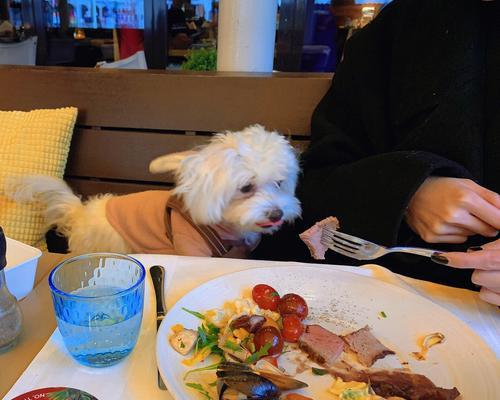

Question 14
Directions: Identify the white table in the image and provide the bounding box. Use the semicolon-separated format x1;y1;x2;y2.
4;255;499;400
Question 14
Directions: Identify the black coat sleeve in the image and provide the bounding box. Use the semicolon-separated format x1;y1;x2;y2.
299;0;472;246
254;0;472;264
300;151;471;246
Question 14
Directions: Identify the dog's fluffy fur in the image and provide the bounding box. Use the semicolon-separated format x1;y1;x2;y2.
6;125;301;255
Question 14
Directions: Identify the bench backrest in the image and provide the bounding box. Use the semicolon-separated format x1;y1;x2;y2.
0;66;332;196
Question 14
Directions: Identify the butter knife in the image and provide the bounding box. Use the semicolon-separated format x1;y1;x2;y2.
150;265;168;391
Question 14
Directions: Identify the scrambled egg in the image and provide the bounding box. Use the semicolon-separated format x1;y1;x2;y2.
182;346;212;366
171;323;185;334
328;378;384;400
205;297;280;328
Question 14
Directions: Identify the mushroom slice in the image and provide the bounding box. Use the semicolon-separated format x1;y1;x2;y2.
169;328;198;355
218;331;252;362
237;360;310;391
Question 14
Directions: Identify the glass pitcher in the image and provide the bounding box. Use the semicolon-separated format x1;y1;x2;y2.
0;227;23;353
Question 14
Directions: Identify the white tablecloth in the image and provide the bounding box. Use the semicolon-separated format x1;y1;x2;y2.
3;255;499;400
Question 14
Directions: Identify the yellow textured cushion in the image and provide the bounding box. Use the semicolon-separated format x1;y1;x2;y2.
0;107;77;249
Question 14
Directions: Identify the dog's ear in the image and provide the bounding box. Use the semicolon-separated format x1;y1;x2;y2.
149;151;196;174
173;146;238;225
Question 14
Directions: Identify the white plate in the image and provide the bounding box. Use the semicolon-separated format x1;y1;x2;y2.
156;266;499;399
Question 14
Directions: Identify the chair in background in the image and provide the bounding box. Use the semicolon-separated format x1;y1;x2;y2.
96;50;147;69
45;38;76;66
301;5;338;72
0;36;37;65
116;28;144;60
302;44;331;72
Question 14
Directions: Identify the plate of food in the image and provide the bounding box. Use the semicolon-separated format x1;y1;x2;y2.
156;266;498;399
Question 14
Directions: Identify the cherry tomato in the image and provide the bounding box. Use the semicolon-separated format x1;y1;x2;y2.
252;284;280;311
261;355;279;368
281;314;304;343
278;293;309;320
253;326;284;356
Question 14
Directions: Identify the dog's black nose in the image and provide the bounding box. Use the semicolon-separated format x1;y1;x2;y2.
268;209;284;222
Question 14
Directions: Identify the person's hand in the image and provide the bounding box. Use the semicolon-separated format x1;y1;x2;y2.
431;239;500;306
406;177;500;243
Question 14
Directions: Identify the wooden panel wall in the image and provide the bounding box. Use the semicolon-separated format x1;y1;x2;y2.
1;66;331;135
64;128;207;183
0;67;332;195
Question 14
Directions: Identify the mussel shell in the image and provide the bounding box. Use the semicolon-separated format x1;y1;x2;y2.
258;371;308;390
217;370;281;399
218;362;252;372
218;383;246;400
218;362;308;391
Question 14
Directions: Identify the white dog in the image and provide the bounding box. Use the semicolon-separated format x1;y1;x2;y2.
7;125;301;257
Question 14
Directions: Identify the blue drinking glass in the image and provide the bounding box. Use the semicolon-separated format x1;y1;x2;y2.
49;253;145;367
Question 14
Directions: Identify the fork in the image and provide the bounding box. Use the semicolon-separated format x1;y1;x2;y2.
321;228;438;260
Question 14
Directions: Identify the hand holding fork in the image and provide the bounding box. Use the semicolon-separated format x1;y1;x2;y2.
321;228;438;260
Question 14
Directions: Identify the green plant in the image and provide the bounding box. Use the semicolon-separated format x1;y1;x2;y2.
181;48;217;71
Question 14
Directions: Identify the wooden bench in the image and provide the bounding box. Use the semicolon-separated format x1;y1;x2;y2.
1;66;331;196
1;66;331;249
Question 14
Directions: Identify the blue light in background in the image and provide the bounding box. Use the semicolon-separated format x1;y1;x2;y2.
44;0;391;30
45;0;145;29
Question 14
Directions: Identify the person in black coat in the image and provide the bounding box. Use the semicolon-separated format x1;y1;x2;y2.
253;0;500;293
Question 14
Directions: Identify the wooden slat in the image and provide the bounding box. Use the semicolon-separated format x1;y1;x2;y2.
0;66;331;135
66;178;172;197
66;128;208;182
66;128;310;183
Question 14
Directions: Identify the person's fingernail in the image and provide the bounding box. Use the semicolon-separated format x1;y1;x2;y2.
467;246;483;252
431;253;449;265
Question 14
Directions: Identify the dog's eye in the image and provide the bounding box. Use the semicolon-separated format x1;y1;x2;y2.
240;184;255;194
276;180;284;188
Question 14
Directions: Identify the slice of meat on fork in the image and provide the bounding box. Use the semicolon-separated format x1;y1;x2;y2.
299;217;339;260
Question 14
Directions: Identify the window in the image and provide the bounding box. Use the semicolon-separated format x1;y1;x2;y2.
44;0;145;29
0;0;390;70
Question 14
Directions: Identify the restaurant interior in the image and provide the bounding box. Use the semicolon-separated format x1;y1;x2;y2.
1;0;386;70
0;0;499;399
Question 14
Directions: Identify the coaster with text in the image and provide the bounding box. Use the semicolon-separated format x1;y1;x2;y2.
11;387;98;400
